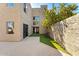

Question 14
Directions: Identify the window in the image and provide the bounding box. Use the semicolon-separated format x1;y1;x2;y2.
24;8;26;13
33;16;40;21
7;3;15;8
24;3;26;13
33;16;40;25
7;21;14;34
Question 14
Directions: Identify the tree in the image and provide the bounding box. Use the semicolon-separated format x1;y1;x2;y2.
59;3;78;20
42;3;78;30
42;7;57;29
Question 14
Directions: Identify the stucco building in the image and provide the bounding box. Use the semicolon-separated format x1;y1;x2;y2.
0;3;46;41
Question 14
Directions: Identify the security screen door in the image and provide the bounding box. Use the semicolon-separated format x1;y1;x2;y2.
23;24;28;39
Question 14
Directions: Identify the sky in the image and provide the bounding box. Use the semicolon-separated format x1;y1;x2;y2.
31;3;52;9
31;3;79;13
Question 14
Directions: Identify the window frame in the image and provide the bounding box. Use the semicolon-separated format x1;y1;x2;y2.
33;16;40;25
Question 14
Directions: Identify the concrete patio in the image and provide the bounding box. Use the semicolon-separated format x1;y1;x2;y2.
0;37;66;56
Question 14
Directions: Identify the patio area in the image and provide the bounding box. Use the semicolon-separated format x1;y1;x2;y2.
0;37;64;56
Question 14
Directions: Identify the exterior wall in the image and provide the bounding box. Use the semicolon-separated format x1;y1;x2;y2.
50;22;64;48
0;3;23;41
50;14;79;55
21;3;33;36
32;8;46;34
63;14;79;55
0;3;46;41
26;4;33;35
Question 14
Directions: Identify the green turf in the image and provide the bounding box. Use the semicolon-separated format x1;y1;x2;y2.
40;34;56;48
40;34;66;52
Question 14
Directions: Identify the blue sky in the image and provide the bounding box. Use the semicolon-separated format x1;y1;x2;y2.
31;3;79;13
31;3;52;9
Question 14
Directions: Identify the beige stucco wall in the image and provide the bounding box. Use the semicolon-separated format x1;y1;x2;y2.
21;3;33;36
0;3;23;41
26;4;33;35
0;3;46;41
32;8;46;34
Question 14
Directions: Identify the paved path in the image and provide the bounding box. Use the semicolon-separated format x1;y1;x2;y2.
0;37;63;56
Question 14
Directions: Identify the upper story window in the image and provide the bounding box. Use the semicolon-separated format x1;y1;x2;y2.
33;16;40;25
33;16;40;21
7;3;15;8
24;3;26;13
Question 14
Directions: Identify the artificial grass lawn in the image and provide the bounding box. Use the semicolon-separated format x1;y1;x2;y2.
40;34;66;52
40;34;56;48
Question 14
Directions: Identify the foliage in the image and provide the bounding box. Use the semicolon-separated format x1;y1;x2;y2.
42;19;50;28
42;8;57;28
59;3;78;20
42;3;78;29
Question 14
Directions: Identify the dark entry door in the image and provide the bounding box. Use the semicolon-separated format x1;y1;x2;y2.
23;24;28;39
33;27;39;34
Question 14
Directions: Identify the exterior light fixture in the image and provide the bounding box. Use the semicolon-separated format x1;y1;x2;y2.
7;21;14;34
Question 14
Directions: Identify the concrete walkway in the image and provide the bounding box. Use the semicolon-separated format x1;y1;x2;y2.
0;37;63;56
